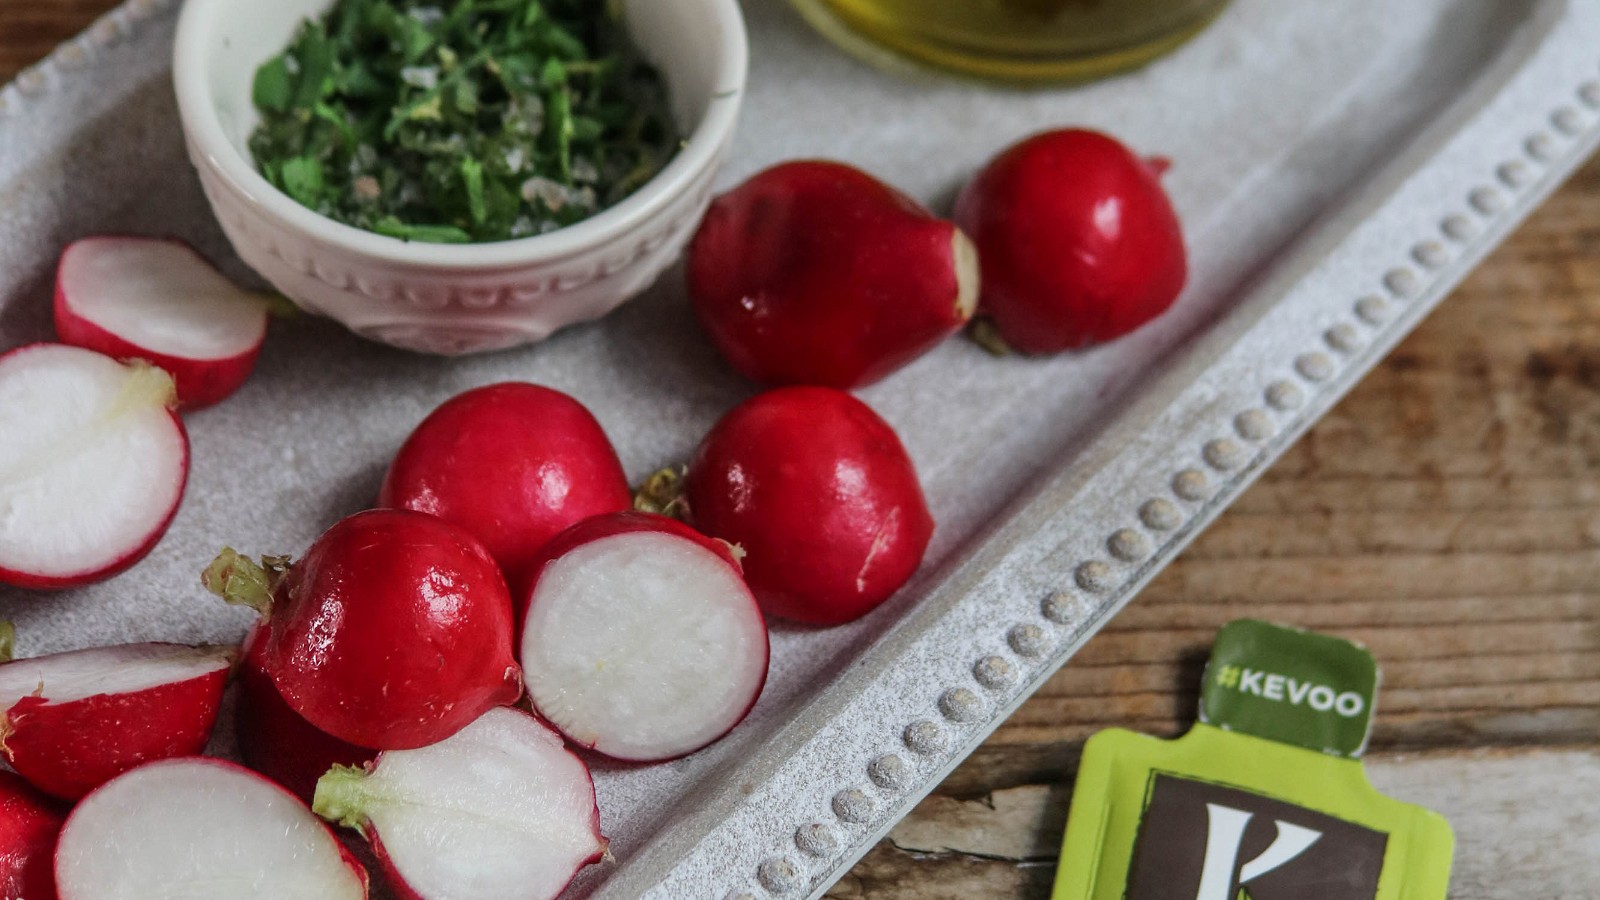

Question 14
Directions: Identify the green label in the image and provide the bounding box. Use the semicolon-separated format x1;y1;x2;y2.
1199;620;1377;759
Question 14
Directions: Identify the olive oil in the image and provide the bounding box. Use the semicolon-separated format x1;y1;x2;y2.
791;0;1230;83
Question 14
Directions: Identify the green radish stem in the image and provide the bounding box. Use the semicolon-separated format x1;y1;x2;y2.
255;292;300;319
201;548;290;616
0;622;19;753
968;317;1013;357
633;469;745;564
632;466;689;520
312;764;376;834
108;362;177;416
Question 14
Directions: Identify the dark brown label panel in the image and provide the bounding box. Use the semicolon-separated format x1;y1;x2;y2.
1126;774;1388;900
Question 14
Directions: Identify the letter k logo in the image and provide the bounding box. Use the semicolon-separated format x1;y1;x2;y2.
1194;803;1323;900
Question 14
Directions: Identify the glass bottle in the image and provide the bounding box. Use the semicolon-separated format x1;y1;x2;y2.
789;0;1231;84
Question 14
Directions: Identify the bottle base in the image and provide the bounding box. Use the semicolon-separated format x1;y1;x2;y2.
788;0;1229;86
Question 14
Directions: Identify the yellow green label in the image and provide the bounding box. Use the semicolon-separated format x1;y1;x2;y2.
1051;620;1453;900
1052;727;1453;900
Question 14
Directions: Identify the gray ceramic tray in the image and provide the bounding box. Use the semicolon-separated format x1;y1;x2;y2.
2;0;1598;897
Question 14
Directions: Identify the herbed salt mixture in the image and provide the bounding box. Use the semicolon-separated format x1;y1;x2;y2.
248;0;678;244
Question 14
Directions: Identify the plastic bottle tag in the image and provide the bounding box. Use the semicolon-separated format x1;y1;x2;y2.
1051;619;1453;900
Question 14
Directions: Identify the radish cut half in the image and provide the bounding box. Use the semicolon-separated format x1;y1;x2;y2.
0;643;232;706
55;237;269;409
315;707;604;900
0;642;234;800
0;344;188;590
55;758;368;900
521;513;769;761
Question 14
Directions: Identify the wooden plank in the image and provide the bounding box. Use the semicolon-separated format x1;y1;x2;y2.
0;0;118;81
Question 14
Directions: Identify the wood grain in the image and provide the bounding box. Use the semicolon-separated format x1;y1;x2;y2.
0;0;116;81
6;4;1598;897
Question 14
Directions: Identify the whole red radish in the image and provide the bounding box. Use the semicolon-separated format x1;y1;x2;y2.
519;511;768;761
684;387;933;626
204;509;522;751
0;344;188;590
54;758;368;899
314;707;605;900
0;628;232;801
955;128;1187;353
235;626;373;805
54;237;270;409
688;160;979;388
0;771;64;900
378;383;631;595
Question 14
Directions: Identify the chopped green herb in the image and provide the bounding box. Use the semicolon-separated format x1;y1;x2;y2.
252;56;294;113
460;157;486;224
280;156;326;207
248;0;679;244
372;218;474;243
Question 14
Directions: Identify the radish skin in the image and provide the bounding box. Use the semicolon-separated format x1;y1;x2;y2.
235;626;373;805
688;160;978;388
0;771;64;900
685;387;934;626
379;383;632;596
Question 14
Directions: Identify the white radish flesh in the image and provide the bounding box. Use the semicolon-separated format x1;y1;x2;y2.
315;707;603;900
0;345;187;589
55;758;367;900
522;530;768;760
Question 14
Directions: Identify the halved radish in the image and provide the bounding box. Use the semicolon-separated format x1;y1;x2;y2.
314;707;604;900
0;639;233;800
55;758;368;899
0;770;65;900
0;344;188;590
519;512;768;761
235;625;373;805
55;237;269;409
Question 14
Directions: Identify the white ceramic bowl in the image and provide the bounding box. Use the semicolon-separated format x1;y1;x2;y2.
173;0;746;355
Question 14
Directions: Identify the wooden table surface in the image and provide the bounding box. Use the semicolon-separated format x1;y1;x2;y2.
6;4;1598;897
